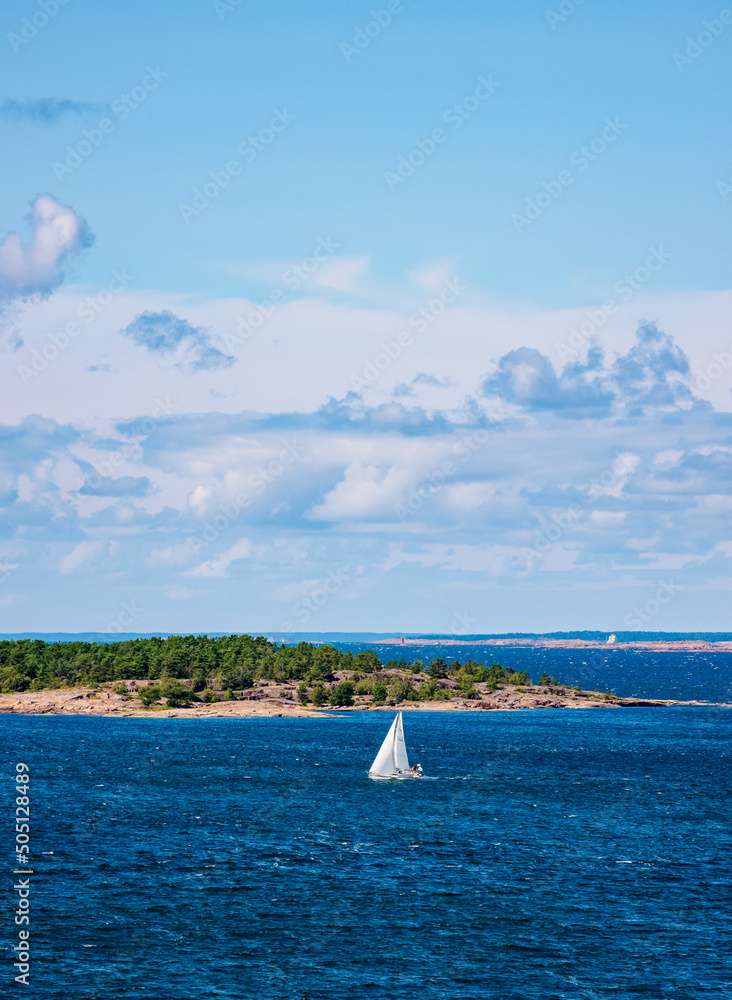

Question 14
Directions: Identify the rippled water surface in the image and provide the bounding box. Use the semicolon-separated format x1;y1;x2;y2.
3;709;730;999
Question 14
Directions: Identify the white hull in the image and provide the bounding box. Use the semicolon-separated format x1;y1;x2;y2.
368;770;422;781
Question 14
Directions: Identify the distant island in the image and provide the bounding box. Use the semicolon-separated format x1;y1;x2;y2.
0;634;719;717
374;636;732;652
367;633;732;653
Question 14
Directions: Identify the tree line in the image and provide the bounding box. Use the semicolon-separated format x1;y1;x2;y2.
0;634;545;701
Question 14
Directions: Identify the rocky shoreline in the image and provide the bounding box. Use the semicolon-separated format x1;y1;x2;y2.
0;680;720;719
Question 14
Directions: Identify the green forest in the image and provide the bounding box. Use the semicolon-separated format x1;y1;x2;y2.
0;634;545;707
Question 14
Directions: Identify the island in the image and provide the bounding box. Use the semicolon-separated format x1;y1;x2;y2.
0;634;718;717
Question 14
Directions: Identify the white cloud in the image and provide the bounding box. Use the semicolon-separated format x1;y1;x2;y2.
188;536;254;578
149;540;201;567
0;559;19;577
443;482;496;511
6;285;732;428
409;258;458;293
590;510;626;527
588;452;640;498
310;461;419;521
313;255;370;293
188;484;212;514
0;194;93;299
58;539;116;575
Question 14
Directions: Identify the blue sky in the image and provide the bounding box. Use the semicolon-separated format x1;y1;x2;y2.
1;1;731;631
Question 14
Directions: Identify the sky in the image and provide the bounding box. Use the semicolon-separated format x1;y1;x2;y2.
1;0;731;632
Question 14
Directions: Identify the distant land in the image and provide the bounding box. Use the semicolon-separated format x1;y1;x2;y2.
3;631;732;646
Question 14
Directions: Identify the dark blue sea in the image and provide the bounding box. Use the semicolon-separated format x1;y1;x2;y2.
2;709;730;999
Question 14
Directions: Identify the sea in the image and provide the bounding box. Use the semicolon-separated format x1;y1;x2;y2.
2;709;730;999
2;633;731;998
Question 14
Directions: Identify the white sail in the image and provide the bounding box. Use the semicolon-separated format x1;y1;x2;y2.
393;711;410;771
369;714;398;776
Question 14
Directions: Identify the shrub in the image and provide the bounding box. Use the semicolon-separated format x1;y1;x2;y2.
139;685;161;707
297;682;310;704
310;684;327;706
159;678;194;707
539;673;558;686
112;682;129;697
371;682;387;705
331;680;355;707
415;679;439;701
201;688;218;703
506;670;531;686
388;679;416;704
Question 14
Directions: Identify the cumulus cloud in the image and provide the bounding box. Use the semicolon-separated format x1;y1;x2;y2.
310;461;419;521
188;537;254;578
121;310;235;372
483;344;613;417
0;99;104;123
2;308;731;625
611;322;695;412
482;324;697;418
0;194;94;299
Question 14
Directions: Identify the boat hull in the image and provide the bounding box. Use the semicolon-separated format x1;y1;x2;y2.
368;771;422;780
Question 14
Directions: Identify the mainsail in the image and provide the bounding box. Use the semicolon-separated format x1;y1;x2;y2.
393;711;410;771
369;711;410;777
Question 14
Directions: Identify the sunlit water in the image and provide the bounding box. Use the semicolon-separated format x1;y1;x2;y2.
2;709;730;999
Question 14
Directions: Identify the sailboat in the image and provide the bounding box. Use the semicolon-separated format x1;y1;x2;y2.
368;711;423;780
